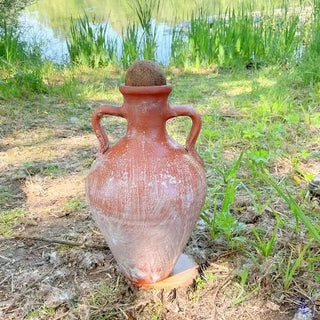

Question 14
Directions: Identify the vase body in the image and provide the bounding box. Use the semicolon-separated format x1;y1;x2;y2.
86;84;206;285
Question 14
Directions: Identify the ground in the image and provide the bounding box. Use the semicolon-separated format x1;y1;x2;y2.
0;66;319;319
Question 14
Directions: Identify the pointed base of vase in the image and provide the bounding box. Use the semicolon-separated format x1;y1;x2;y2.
137;253;198;290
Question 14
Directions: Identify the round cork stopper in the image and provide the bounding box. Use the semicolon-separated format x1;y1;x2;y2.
125;60;166;86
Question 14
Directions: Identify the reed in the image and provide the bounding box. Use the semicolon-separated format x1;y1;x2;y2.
0;23;24;64
170;23;187;66
67;14;110;68
177;5;302;68
121;23;140;68
132;0;159;61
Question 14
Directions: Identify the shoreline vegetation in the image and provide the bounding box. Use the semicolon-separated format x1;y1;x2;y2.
0;0;320;319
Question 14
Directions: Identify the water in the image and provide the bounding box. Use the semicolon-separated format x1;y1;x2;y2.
17;0;305;65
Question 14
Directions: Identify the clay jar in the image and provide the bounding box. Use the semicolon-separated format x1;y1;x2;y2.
86;84;206;285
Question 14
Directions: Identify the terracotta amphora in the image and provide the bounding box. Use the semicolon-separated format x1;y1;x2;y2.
86;84;206;286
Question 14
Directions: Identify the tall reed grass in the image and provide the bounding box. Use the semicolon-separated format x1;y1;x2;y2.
133;0;159;61
67;14;111;68
121;23;140;68
170;6;302;68
0;23;24;64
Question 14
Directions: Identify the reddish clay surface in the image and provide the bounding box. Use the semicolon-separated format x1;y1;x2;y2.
86;84;207;285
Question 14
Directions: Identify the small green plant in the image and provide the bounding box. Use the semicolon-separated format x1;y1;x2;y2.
239;268;249;286
283;239;313;291
193;270;217;302
65;198;86;215
201;153;245;243
250;216;280;257
88;279;134;319
0;208;25;236
25;306;56;320
41;164;59;176
81;157;94;168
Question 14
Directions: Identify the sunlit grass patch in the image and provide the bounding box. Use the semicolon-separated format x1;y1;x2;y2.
65;198;87;215
0;208;25;236
25;306;56;320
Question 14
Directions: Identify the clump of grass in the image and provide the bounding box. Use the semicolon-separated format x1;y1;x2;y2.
67;14;111;68
25;306;56;320
0;208;25;236
201;152;245;244
65;198;86;215
250;216;280;257
282;239;313;291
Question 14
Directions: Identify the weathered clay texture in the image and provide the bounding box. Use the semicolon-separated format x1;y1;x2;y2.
86;84;206;285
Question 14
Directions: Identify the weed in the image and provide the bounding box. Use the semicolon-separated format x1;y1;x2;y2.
41;164;59;177
201;153;246;243
239;268;249;286
25;306;56;320
283;239;313;291
65;198;86;215
193;270;217;302
0;208;25;236
81;157;94;168
250;216;281;257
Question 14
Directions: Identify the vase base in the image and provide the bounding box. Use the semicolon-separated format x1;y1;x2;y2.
137;254;198;290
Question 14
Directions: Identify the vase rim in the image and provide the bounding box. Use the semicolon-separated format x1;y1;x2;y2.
119;83;172;95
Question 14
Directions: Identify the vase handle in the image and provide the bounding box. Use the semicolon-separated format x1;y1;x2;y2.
92;105;125;154
168;105;202;151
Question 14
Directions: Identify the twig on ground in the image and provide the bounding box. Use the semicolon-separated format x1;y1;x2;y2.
2;235;108;250
213;250;238;262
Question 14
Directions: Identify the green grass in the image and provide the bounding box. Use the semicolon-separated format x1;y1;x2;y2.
121;23;140;68
67;14;112;68
65;198;87;215
0;209;25;236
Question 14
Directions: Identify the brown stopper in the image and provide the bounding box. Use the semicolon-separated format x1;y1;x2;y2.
125;60;166;86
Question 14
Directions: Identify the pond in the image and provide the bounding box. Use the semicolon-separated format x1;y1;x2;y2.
18;0;305;65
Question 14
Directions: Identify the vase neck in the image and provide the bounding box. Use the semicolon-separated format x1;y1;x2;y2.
120;85;172;140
